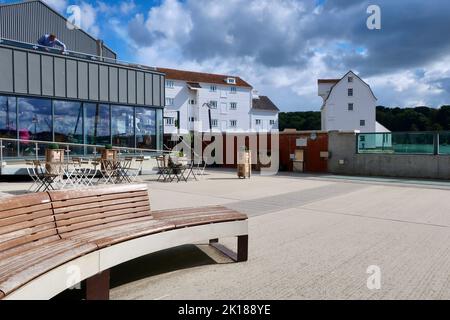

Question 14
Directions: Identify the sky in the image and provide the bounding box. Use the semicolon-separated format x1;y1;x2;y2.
2;0;450;112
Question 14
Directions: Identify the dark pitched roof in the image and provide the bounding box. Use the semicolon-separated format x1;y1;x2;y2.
318;79;340;84
323;71;377;102
156;67;253;88
252;96;280;112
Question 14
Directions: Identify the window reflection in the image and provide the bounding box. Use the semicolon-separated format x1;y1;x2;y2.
112;105;135;148
84;103;110;146
54;100;83;144
18;97;52;141
136;107;156;149
0;96;18;157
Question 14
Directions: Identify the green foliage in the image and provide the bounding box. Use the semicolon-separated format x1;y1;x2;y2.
48;143;60;150
278;106;450;132
104;144;113;150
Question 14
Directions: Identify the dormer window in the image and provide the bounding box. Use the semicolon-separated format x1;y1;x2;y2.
226;77;236;85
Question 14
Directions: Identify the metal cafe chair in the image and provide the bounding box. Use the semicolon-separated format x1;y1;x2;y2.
156;155;172;182
26;161;44;193
126;156;145;183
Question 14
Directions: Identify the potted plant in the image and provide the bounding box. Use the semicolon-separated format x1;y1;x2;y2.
101;144;118;160
45;143;64;173
238;146;251;179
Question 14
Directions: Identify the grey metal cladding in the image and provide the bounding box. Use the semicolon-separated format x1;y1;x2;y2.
152;74;160;107
54;57;66;97
136;72;144;105
118;68;127;103
41;55;54;95
160;75;165;107
77;61;88;99
99;65;109;101
89;63;99;101
109;67;118;102
28;53;41;95
0;48;13;92
127;70;136;104
0;1;117;58
144;73;152;105
66;59;77;98
13;51;27;94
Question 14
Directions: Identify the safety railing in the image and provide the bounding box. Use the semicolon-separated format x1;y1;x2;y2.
356;132;450;155
0;137;169;164
0;37;159;72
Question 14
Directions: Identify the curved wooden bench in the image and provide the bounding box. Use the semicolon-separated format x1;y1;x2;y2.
0;184;248;300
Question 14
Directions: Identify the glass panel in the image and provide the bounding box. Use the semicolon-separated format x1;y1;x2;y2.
18;97;52;142
135;107;156;150
54;100;84;156
0;96;18;157
84;103;111;146
156;108;163;151
439;132;450;155
358;132;434;154
111;105;135;148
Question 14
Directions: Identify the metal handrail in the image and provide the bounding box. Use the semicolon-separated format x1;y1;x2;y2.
0;37;159;72
0;137;171;164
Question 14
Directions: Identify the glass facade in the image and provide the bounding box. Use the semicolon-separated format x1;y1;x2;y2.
0;95;163;158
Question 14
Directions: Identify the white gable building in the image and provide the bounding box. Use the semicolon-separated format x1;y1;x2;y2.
319;71;389;133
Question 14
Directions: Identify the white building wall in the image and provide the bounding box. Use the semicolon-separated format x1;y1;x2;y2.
250;110;279;132
164;79;253;133
321;72;377;133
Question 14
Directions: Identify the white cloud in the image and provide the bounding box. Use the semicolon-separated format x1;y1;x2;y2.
42;0;68;13
79;1;99;37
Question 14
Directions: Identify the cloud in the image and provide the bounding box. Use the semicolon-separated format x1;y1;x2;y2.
79;1;100;37
119;0;450;111
42;0;68;13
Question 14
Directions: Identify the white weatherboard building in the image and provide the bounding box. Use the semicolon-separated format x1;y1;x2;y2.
319;71;389;133
158;68;279;134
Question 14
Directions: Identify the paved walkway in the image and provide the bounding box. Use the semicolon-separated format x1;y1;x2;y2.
1;171;450;299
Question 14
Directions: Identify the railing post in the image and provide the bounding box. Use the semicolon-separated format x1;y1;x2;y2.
35;142;39;160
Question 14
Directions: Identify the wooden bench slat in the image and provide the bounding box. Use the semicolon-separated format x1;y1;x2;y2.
56;210;151;234
47;184;149;201
53;195;150;215
0;236;60;261
0;209;55;228
0;203;53;219
0;241;97;296
67;220;175;248
0;193;51;214
0;229;58;253
60;215;155;239
0;215;55;237
55;202;151;227
51;191;149;210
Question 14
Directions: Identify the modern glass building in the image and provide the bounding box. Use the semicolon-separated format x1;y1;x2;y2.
0;1;165;159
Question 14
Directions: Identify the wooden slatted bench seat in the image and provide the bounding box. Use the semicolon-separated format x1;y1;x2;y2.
0;184;248;300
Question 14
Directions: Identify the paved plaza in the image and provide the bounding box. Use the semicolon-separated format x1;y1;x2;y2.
1;170;450;299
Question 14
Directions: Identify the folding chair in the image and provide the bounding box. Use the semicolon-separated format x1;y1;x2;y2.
156;156;172;182
127;156;144;182
26;161;43;193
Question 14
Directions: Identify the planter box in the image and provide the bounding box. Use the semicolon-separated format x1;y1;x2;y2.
45;149;64;174
101;149;118;160
237;151;252;179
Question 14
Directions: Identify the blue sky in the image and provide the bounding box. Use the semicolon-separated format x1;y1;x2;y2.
3;0;450;112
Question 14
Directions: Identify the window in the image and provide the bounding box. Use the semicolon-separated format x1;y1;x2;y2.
111;105;135;147
189;99;196;105
136;107;157;149
230;120;237;127
270;120;275;125
165;98;174;106
210;85;217;92
348;77;353;83
209;101;218;109
211;119;218;127
226;77;236;85
189;117;196;122
230;102;237;110
165;80;174;88
230;87;237;94
0;96;17;157
255;119;262;125
360;120;366;127
348;103;354;111
165;117;175;126
348;88;353;96
84;103;110;146
54;100;83;147
18;97;52;142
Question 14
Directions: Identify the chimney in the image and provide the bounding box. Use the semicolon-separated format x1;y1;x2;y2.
96;39;104;57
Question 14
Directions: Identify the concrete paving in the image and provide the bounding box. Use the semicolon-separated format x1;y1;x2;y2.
1;170;450;299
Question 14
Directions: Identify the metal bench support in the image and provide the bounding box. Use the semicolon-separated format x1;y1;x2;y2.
209;235;248;262
86;270;110;300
